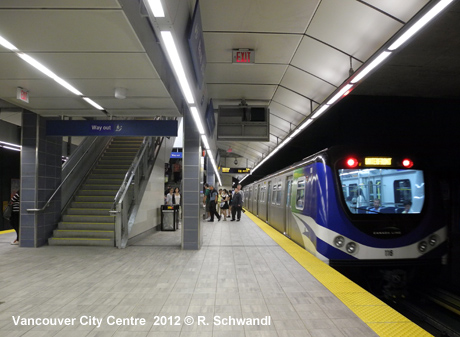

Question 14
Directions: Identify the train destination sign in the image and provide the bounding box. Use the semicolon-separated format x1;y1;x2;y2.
46;120;178;137
222;167;251;173
364;157;392;166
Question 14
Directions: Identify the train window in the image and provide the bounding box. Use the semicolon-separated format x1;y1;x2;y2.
276;183;282;205
338;169;425;214
296;178;306;210
394;180;411;204
272;185;277;204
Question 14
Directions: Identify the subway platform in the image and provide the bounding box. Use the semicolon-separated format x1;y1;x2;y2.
0;211;429;337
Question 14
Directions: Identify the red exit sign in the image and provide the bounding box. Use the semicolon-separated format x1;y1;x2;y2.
232;49;255;64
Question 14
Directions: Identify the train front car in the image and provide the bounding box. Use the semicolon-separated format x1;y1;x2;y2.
289;148;447;290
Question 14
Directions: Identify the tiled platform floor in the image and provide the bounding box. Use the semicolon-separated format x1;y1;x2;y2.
0;212;378;337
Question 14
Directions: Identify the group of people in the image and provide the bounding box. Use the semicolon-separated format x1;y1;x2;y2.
3;190;20;245
203;183;244;222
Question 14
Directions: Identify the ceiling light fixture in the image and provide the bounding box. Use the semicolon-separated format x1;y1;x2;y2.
389;0;454;51
327;84;353;105
0;35;18;51
82;97;104;110
190;106;205;134
351;51;392;84
160;31;195;104
146;0;165;17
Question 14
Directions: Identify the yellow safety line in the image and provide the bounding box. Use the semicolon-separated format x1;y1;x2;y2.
0;229;15;235
244;209;433;337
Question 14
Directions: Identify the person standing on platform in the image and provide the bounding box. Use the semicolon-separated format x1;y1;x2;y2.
231;188;243;222
203;183;211;220
9;191;20;245
165;188;174;205
208;185;221;222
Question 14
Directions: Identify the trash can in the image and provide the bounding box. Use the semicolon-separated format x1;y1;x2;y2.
161;205;179;231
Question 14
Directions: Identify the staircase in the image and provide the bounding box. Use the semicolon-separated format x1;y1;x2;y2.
48;137;144;246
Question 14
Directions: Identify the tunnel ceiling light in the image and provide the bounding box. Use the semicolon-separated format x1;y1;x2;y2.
0;35;18;51
327;84;353;105
161;31;195;104
190;107;205;134
311;105;329;119
201;134;210;150
147;0;165;17
0;34;107;111
351;51;392;84
82;97;104;110
389;0;454;51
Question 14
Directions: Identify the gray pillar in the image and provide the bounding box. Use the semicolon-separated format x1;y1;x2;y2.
21;111;62;247
182;109;202;250
206;157;215;187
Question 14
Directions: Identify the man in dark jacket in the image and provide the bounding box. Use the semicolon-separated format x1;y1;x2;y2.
231;188;243;221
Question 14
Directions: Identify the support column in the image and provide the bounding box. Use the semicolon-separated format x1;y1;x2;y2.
182;109;202;250
206;157;215;187
21;111;62;247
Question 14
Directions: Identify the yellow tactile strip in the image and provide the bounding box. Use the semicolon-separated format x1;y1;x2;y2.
0;229;15;235
244;210;433;337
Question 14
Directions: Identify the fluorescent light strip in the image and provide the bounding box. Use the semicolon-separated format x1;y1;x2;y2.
0;141;22;148
311;105;329;119
53;77;83;96
327;84;353;105
82;97;104;110
0;35;18;51
389;0;454;51
351;51;391;84
207;149;222;186
147;0;165;17
299;119;313;130
190;107;205;134
161;31;195;104
1;145;21;151
201;134;210;149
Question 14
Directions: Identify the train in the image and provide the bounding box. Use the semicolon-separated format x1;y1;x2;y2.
242;146;448;291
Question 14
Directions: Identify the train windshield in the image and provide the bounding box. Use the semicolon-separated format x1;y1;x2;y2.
338;168;425;214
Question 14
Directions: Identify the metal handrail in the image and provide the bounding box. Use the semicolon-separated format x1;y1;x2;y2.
27;137;101;212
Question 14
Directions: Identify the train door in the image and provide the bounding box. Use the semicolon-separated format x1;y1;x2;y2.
284;176;293;237
255;184;259;215
267;181;272;223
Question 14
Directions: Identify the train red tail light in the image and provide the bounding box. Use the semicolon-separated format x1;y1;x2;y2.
402;158;414;168
346;157;358;168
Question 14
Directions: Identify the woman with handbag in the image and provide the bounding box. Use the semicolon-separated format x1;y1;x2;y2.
9;191;20;245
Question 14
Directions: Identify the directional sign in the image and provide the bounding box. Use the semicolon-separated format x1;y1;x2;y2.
46;120;178;137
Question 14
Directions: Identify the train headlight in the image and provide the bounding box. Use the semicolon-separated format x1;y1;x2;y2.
429;235;438;246
334;236;345;248
346;242;357;254
418;241;428;252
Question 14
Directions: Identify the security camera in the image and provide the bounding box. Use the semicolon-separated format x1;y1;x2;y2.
234;159;238;165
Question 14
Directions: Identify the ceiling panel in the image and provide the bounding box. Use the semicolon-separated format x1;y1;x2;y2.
269;101;307;127
204;32;302;64
291;36;363;87
94;97;177;110
25;53;159;79
272;87;314;117
0;1;121;8
36;109;107;117
6;97;89;110
362;0;430;22
201;0;320;33
281;66;336;104
205;63;287;84
108;109;180;117
0;10;144;52
207;84;277;102
306;0;403;61
69;79;170;98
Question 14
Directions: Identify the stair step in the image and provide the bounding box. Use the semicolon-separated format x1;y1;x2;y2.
98;159;134;165
67;208;111;216
86;179;123;185
77;190;117;197
81;184;120;191
70;201;112;208
92;169;129;174
75;195;114;202
58;222;115;230
90;174;125;179
48;238;113;247
63;215;115;223
53;229;114;239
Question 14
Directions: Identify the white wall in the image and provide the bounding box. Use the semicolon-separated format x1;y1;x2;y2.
129;136;175;238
